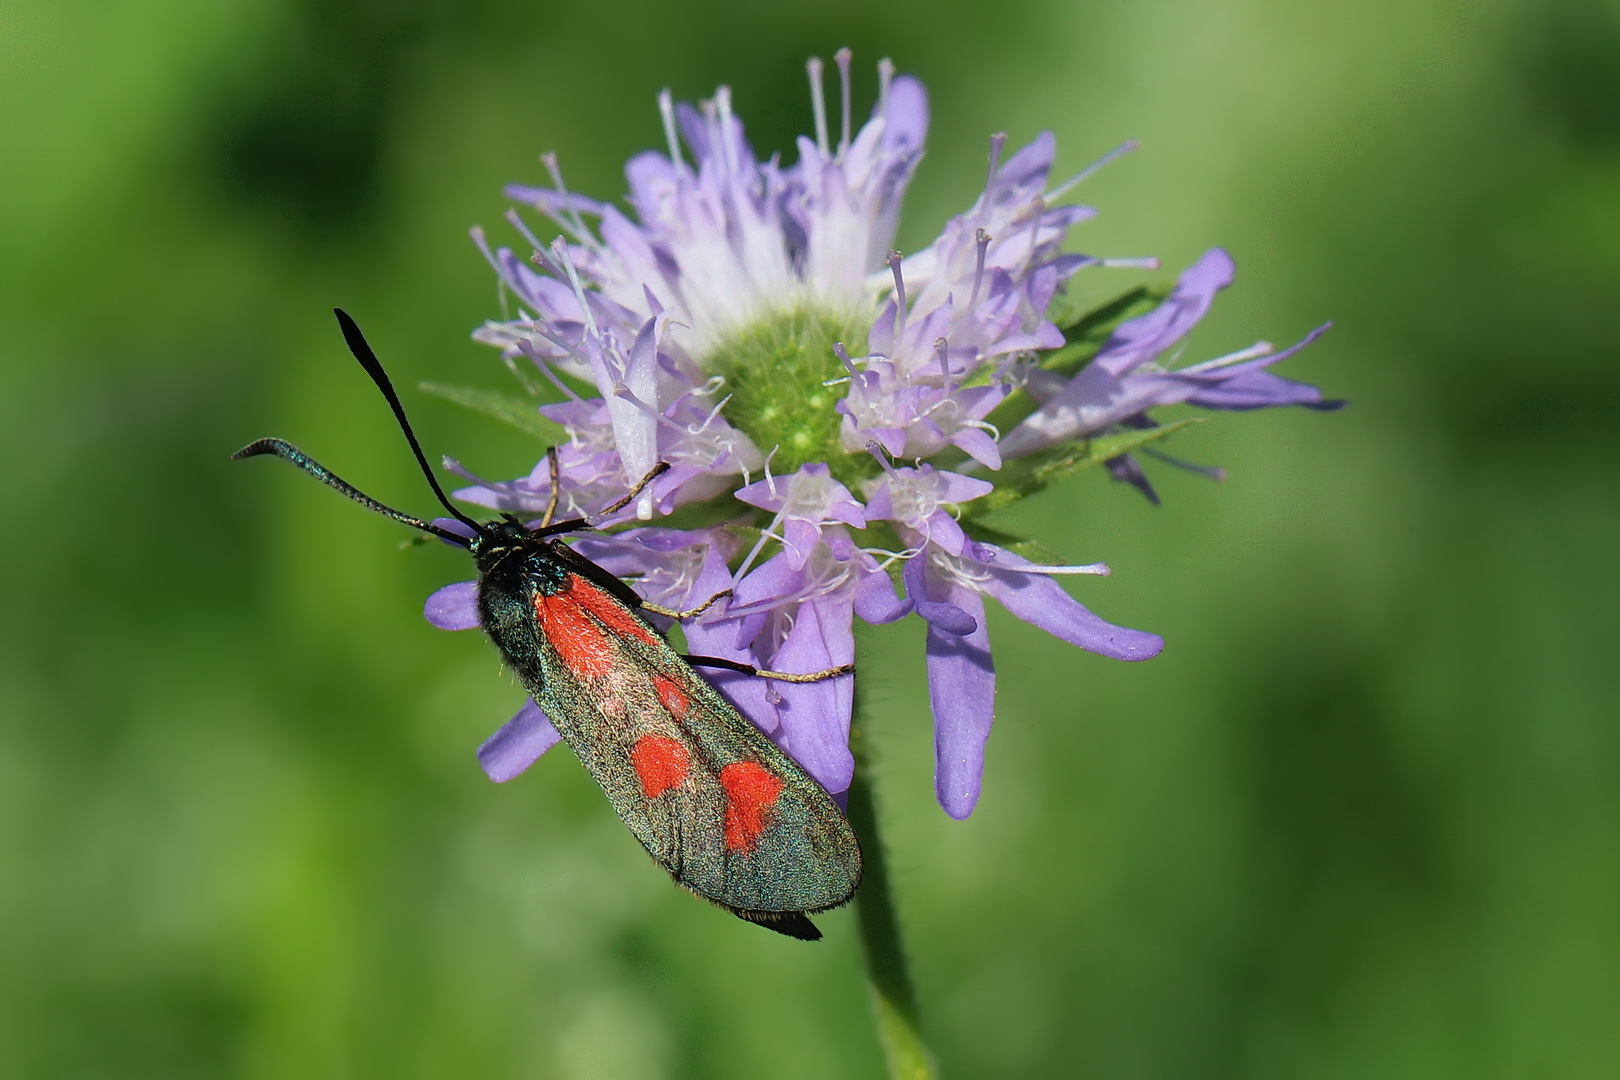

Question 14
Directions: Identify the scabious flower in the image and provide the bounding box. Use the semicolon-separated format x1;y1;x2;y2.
423;51;1335;818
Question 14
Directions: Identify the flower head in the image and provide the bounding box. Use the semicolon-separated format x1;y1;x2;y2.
426;51;1336;818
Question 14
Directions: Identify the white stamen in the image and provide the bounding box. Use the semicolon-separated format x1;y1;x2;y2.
863;545;925;568
836;47;853;153
552;240;600;338
735;509;783;580
658;89;684;168
1045;139;1140;203
962;417;1001;440
715;86;736;175
1014;562;1112;576
695;393;731;432
934;554;994;590
762;445;780;497
1181;340;1274;373
983;133;1007;204
807;57;830;156
1101;256;1160;270
918;394;960;423
877;57;894;116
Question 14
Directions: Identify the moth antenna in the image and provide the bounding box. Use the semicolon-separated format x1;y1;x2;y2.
231;437;471;546
332;308;484;534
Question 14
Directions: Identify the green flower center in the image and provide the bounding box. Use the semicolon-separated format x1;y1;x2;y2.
703;308;876;486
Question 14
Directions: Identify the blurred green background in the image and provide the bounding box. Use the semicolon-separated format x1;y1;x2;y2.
3;0;1617;1076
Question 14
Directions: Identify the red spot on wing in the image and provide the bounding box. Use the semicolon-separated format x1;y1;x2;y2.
652;675;690;720
560;578;660;647
533;591;616;679
631;735;690;799
720;762;785;854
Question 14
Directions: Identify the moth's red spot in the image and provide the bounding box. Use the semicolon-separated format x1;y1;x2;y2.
653;675;690;720
559;578;660;647
534;591;615;679
720;762;785;853
631;734;690;799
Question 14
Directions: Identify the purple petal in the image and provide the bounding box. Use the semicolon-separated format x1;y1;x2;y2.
924;584;994;819
991;132;1056;202
731;550;805;613
430;517;479;544
936;470;995;505
974;545;1164;661
424;581;480;631
733;475;785;512
1106;453;1162;505
881;75;930;154
950;426;1002;470
478;698;563;782
920;510;970;557
854;561;912;625
1183;370;1335;410
902;554;978;635
771;595;856;795
782;517;821;570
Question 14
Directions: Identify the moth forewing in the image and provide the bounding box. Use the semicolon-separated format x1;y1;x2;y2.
478;531;862;930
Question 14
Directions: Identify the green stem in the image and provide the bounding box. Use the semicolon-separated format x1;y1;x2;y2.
848;724;939;1080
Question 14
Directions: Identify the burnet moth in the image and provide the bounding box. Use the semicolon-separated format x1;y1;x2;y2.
234;310;861;940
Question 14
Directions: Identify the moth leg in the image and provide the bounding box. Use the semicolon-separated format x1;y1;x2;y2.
641;590;733;621
533;460;672;538
595;461;671;516
684;655;855;683
540;446;562;528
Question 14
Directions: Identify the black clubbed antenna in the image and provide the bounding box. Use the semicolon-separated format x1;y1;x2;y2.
231;437;471;545
330;308;484;535
230;309;484;547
